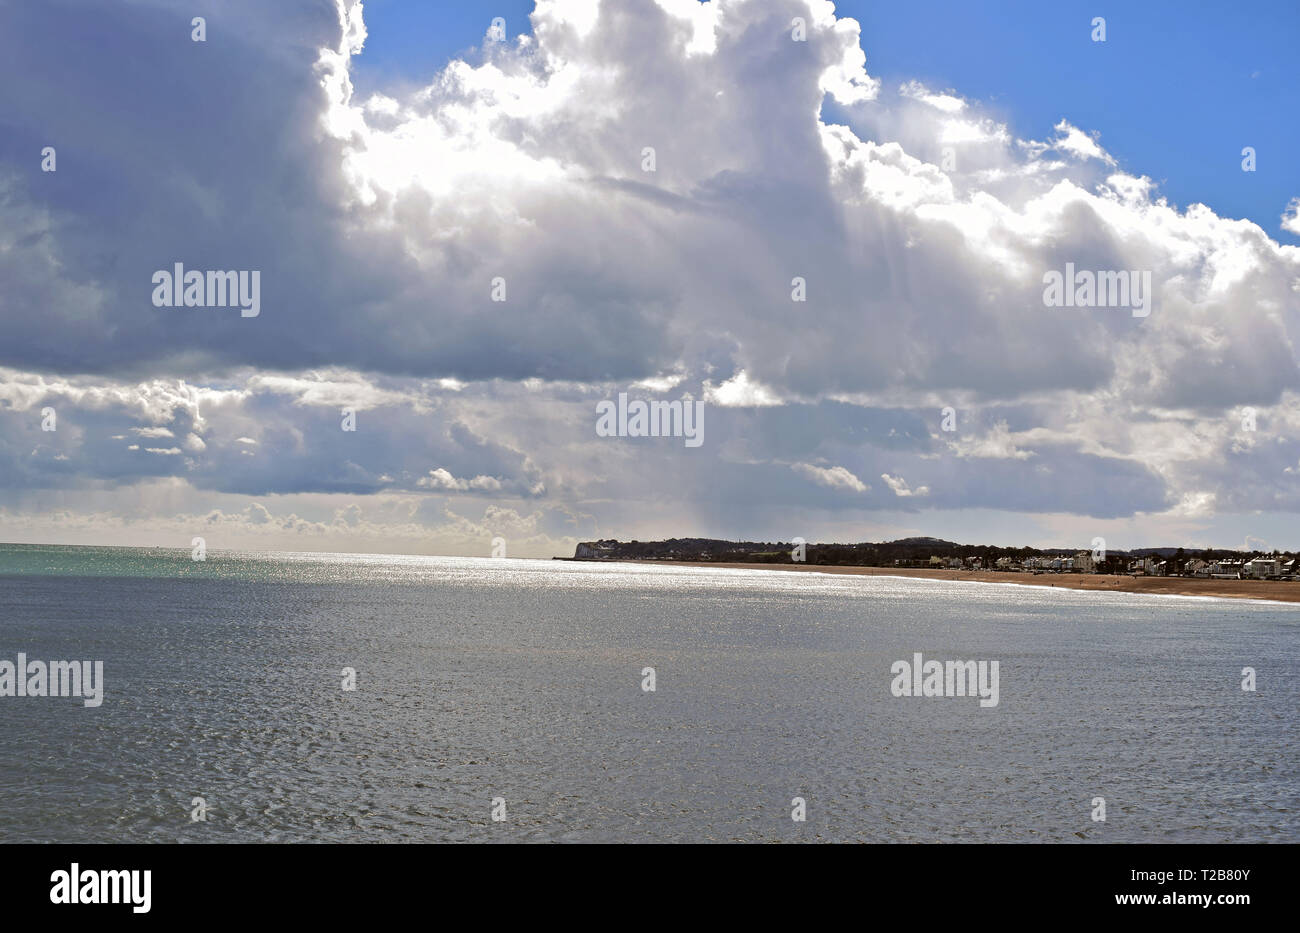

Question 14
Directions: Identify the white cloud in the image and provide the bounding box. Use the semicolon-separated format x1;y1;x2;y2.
0;0;1298;549
948;422;1035;460
418;468;504;492
792;463;869;493
1049;119;1117;165
704;371;783;408
900;80;966;114
1282;197;1300;235
633;372;687;392
881;473;929;497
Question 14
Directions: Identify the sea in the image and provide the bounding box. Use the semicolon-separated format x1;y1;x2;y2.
0;543;1294;843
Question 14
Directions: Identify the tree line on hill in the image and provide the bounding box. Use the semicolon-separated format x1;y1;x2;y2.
570;537;1297;572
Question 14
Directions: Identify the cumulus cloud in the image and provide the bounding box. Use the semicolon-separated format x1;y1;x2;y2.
792;463;869;492
1282;197;1300;235
0;0;1297;550
704;371;783;407
947;421;1035;460
899;80;966;114
881;473;929;497
418;468;504;492
1048;119;1117;166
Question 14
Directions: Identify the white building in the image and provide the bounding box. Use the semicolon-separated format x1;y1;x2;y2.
1243;558;1281;579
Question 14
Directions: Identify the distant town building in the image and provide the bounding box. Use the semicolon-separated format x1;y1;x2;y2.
1127;557;1160;575
1243;557;1282;579
1209;559;1245;578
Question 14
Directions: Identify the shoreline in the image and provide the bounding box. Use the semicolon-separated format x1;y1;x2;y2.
611;559;1300;603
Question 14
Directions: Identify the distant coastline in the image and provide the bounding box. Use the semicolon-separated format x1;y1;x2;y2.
616;560;1300;603
559;536;1300;603
556;563;1300;605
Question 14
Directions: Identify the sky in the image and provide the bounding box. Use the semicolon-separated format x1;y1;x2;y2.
353;0;1300;243
0;0;1298;557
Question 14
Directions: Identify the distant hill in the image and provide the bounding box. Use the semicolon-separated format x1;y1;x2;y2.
565;537;1287;569
886;536;959;548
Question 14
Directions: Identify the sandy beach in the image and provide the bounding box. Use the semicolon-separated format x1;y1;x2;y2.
631;560;1300;604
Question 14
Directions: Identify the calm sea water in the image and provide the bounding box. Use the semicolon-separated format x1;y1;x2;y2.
0;543;1294;843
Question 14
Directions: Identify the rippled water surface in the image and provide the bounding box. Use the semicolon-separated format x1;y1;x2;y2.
0;544;1295;842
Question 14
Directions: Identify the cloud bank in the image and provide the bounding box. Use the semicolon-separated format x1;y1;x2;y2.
0;0;1297;553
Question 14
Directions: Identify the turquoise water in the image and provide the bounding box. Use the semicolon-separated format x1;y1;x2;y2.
0;543;1295;842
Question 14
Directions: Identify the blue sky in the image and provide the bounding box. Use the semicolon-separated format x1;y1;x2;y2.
355;0;1300;242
